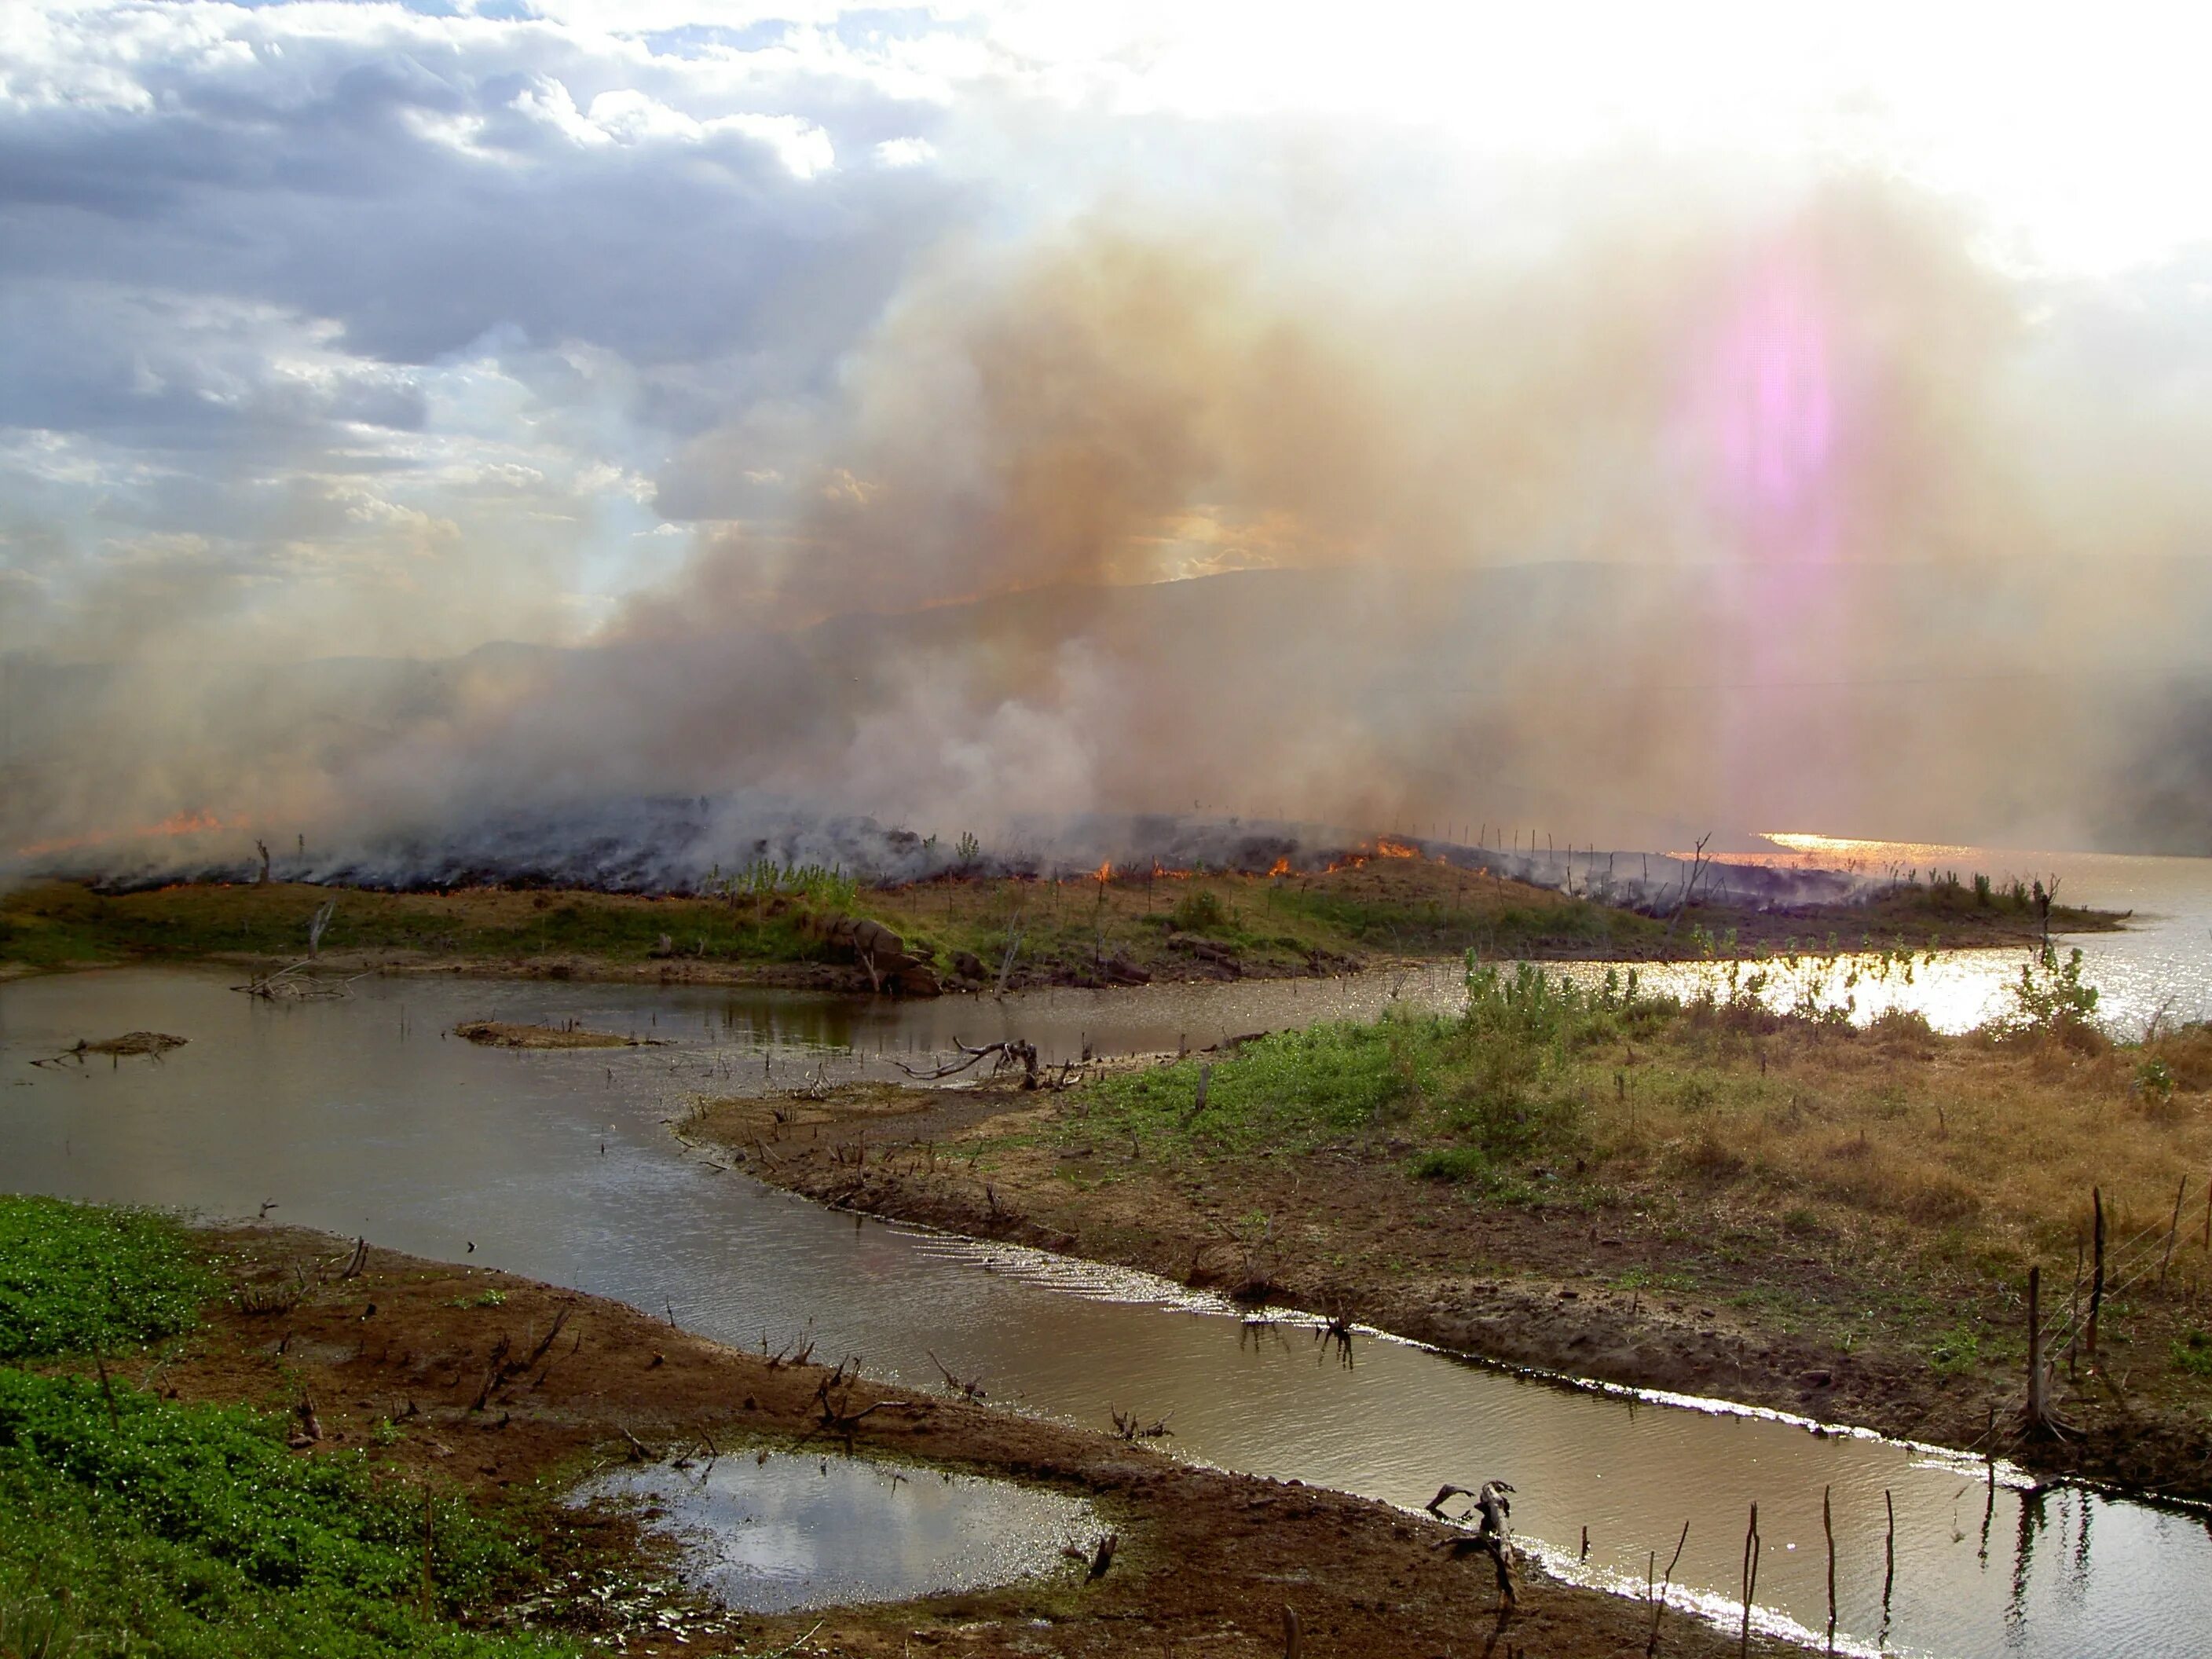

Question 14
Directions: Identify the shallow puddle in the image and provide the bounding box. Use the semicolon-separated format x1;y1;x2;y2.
573;1452;1098;1611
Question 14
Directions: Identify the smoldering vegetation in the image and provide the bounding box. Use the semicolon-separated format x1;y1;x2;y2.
6;551;2210;895
8;177;2212;881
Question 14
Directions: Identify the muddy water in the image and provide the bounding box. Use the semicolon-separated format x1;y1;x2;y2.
574;1454;1098;1612
5;964;2210;1658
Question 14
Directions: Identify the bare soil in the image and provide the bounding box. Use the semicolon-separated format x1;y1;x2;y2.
688;1078;2212;1503
118;1224;1781;1659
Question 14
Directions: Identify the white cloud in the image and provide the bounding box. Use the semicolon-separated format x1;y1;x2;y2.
873;135;935;167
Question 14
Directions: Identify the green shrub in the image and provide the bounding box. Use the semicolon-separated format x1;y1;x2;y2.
2000;943;2101;1038
0;1196;214;1359
2171;1330;2212;1377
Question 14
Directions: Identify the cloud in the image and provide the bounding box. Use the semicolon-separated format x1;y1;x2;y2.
0;1;982;655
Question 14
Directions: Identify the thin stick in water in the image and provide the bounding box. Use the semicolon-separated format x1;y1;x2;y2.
1823;1485;1837;1655
1740;1500;1760;1657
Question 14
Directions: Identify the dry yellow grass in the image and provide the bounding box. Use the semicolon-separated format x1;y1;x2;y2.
1577;1013;2212;1304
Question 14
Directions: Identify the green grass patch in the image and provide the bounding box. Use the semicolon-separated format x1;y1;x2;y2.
2171;1330;2212;1378
0;1371;565;1657
1271;889;1654;954
1086;1016;1437;1154
1925;1323;1988;1376
0;1197;215;1361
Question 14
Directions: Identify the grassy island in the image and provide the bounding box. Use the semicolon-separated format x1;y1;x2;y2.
2;851;2121;990
692;943;2212;1499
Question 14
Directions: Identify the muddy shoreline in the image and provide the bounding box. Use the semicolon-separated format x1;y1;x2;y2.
121;1221;1778;1658
687;1081;2212;1505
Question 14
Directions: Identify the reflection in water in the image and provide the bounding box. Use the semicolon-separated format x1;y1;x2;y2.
3;929;2211;1655
573;1454;1095;1611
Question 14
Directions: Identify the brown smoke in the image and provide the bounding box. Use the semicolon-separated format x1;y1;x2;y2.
10;170;2212;876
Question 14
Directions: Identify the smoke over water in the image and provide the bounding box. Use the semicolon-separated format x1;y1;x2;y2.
8;173;2212;888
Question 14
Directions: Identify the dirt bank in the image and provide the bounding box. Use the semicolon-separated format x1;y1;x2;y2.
687;1075;2212;1504
130;1222;1781;1659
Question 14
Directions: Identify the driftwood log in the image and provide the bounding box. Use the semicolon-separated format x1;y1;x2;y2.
893;1038;1042;1089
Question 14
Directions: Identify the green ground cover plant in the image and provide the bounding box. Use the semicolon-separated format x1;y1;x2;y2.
0;1197;214;1361
0;1196;571;1658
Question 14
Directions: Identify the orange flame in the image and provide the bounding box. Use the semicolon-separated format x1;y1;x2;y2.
1375;837;1419;859
1267;856;1291;877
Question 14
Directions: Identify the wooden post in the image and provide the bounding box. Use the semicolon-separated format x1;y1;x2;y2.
2202;1173;2211;1252
1739;1500;1760;1657
1823;1485;1837;1656
2163;1176;2188;1284
1181;1064;1214;1130
2068;1234;2083;1379
2026;1265;2048;1431
1281;1605;1301;1659
2089;1188;2105;1358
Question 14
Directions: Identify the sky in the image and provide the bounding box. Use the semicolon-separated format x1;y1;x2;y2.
5;2;2212;861
7;0;2212;656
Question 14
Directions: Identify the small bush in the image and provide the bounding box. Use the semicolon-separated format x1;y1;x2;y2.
1899;1170;1981;1224
1442;1078;1584;1162
1411;1147;1490;1182
1167;890;1232;935
2171;1330;2212;1378
1998;943;2101;1040
1681;1129;1746;1181
0;1197;214;1359
1926;1324;1986;1376
1866;1007;1936;1045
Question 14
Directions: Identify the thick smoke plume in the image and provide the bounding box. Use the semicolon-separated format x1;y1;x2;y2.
8;172;2212;887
